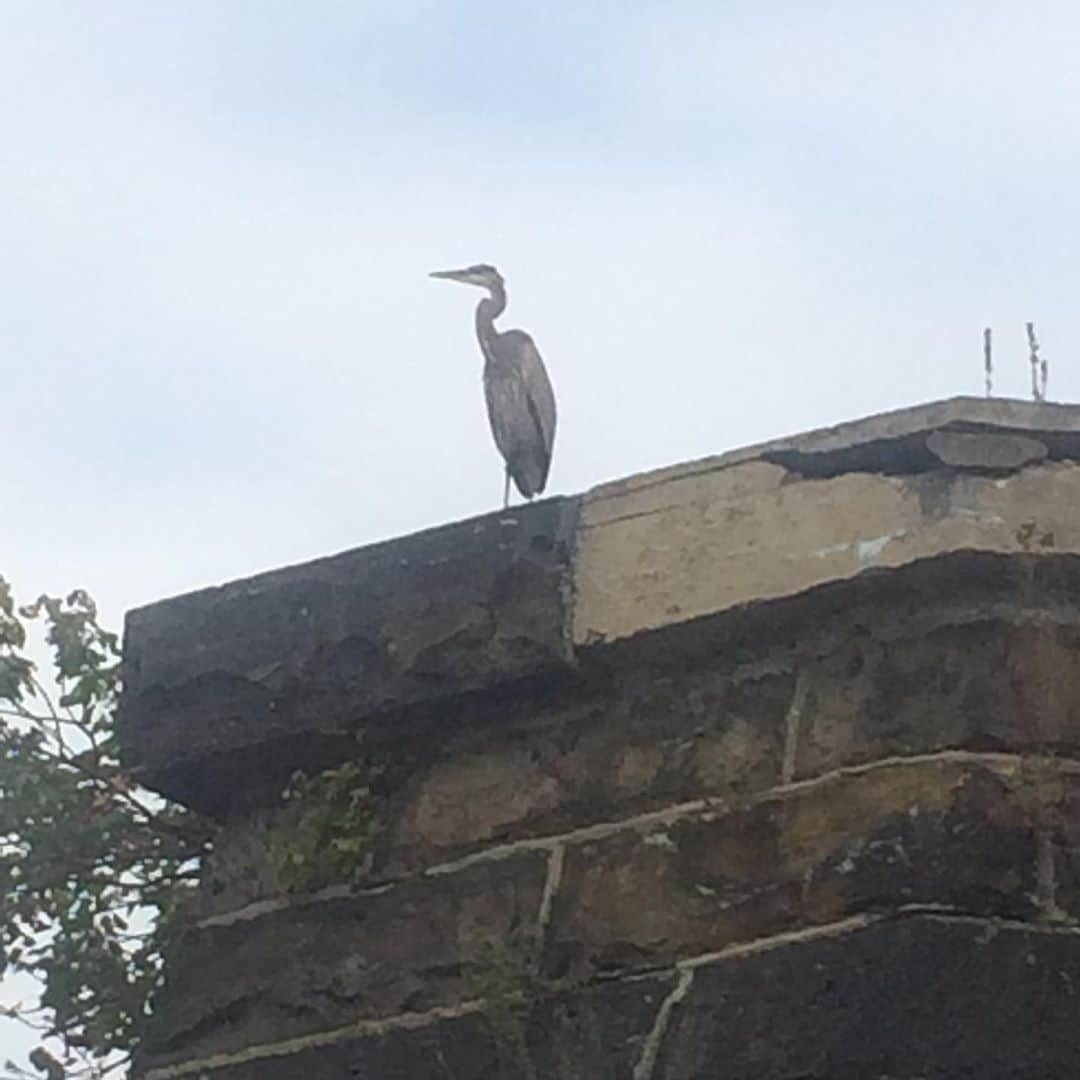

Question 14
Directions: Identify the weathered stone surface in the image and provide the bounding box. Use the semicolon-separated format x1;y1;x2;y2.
182;973;675;1080
119;397;1080;817
193;810;284;919
580;459;788;529
794;618;1080;779
385;666;791;874
655;916;1080;1079
121;397;1080;1078
926;429;1048;469
545;759;1038;979
153;916;1080;1079
586;396;1080;502
574;459;1080;645
119;497;578;814
141;850;549;1069
1041;770;1080;919
191;666;792;919
119;398;1080;816
193;596;1080;920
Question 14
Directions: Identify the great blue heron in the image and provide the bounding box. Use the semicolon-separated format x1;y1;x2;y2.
430;264;556;508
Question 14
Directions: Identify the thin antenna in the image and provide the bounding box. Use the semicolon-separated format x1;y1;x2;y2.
1026;322;1044;402
983;327;992;397
1040;334;1048;400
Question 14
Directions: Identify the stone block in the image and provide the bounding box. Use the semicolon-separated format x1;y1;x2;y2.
656;916;1080;1079
925;429;1048;469
574;460;1080;646
192;666;791;920
586;396;1080;500
546;759;1037;979
140;850;549;1069
794;619;1080;779
580;459;788;529
119;498;578;814
121;396;1080;1078
386;667;791;874
183;974;674;1080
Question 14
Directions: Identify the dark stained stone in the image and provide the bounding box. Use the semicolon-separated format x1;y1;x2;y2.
167;973;675;1080
140;851;548;1070
1043;772;1080;920
545;760;1038;981
655;916;1080;1079
381;665;792;879
118;497;579;815
140;918;1080;1079
190;663;792;921
795;618;1080;781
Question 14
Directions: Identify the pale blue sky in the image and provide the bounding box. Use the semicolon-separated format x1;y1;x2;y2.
2;1;1079;1061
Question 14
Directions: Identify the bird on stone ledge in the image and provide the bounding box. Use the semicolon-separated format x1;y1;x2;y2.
430;264;557;509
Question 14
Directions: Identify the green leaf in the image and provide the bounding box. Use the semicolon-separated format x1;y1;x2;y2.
0;575;212;1069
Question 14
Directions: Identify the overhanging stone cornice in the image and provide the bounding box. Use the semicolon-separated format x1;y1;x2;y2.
118;396;1080;814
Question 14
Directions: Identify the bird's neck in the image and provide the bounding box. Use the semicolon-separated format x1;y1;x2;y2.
475;284;507;360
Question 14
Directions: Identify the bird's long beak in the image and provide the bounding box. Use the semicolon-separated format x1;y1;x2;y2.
429;268;471;283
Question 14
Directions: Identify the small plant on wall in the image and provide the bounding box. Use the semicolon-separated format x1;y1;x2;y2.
267;759;383;894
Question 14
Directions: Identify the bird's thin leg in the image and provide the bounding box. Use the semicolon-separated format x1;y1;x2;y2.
503;468;510;510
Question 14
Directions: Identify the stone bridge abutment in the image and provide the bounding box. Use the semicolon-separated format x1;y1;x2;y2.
121;398;1080;1078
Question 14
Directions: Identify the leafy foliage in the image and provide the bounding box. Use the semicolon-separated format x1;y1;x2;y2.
0;579;211;1078
268;760;380;894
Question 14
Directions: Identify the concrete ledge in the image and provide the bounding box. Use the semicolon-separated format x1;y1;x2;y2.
584;394;1080;502
575;457;1080;644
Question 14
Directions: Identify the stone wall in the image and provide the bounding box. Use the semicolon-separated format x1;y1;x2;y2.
119;397;1080;1079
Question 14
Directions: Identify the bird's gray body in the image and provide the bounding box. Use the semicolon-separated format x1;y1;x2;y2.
431;264;557;505
481;328;555;499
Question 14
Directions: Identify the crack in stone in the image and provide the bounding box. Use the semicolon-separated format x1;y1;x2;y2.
781;667;810;784
632;968;694;1080
1035;826;1069;923
537;842;565;930
141;1000;489;1080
